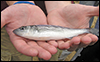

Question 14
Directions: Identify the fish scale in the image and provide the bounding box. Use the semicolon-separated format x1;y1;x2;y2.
13;25;91;40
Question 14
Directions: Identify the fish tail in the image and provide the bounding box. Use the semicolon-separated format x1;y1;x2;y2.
89;28;99;36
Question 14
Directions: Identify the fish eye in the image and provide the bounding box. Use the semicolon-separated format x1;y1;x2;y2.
20;27;25;30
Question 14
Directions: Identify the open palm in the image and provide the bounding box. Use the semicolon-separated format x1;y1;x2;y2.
47;4;99;51
1;4;57;60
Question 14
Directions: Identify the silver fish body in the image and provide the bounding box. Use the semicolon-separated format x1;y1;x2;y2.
13;25;90;40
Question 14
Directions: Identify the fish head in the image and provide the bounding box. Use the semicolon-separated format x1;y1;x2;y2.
13;26;36;37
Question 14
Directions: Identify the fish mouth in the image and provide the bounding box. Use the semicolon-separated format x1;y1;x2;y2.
13;29;21;36
13;29;26;37
13;29;18;35
13;29;16;33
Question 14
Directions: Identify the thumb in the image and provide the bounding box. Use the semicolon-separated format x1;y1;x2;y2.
87;6;99;17
1;11;6;28
1;10;11;28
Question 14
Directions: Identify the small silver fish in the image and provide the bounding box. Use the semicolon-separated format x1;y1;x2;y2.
13;25;91;40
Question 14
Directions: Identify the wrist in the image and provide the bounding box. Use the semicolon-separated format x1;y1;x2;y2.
45;1;71;13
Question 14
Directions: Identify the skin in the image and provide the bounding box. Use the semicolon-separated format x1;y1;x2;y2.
45;1;99;51
1;3;57;60
1;1;99;60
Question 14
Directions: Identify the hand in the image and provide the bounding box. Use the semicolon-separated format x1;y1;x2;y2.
1;4;57;60
47;4;99;51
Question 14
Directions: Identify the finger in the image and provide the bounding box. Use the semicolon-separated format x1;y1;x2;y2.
1;9;11;28
87;34;98;45
10;36;38;56
70;37;80;45
37;41;57;55
1;12;7;28
57;40;65;49
87;7;99;17
10;34;51;60
62;40;71;49
67;37;80;51
79;35;92;48
28;41;52;60
47;40;58;47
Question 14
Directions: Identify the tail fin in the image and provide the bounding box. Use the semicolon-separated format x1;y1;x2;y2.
89;28;99;36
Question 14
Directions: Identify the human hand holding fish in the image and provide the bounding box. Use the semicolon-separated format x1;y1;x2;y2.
13;4;99;51
1;1;99;60
45;2;99;51
1;2;57;60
